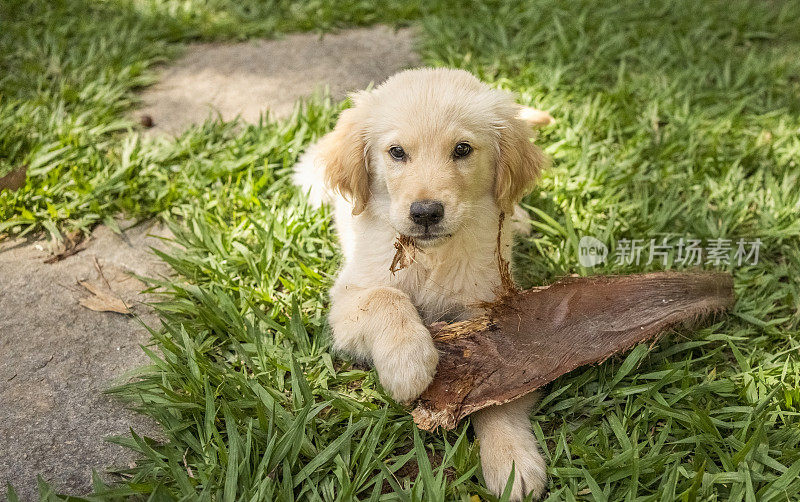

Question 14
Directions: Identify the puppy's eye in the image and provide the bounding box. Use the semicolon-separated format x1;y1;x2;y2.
388;146;406;161
453;142;472;158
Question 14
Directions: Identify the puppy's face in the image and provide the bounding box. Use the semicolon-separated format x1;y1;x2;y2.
320;68;546;247
368;119;497;246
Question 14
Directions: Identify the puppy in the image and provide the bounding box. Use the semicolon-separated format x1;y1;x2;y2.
294;68;550;500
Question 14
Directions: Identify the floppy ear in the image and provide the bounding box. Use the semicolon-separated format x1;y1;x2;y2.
317;105;370;215
495;116;548;213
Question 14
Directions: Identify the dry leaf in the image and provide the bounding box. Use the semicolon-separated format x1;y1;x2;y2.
0;165;28;191
390;235;418;274
411;271;735;431
78;280;130;314
44;230;87;263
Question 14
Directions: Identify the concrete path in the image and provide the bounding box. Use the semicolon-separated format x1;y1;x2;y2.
0;222;170;499
137;25;420;134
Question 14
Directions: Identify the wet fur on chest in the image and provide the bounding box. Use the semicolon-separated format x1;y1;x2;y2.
389;234;504;324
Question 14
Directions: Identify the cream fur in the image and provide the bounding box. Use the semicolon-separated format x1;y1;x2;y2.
293;67;549;500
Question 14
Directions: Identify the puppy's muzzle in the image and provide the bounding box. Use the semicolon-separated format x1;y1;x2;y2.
409;200;444;229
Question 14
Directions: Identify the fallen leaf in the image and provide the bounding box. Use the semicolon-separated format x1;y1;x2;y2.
412;271;735;431
78;280;130;314
0;165;28;191
44;230;87;263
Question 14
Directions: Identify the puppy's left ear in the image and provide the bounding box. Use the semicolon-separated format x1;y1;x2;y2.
495;115;549;213
318;94;372;215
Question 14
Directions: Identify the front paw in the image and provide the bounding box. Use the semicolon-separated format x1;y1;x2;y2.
481;437;547;501
373;326;439;402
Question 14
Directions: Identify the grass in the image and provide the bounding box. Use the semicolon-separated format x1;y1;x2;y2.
2;0;800;500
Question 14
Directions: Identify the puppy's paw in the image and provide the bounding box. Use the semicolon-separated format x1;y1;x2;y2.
373;325;439;402
481;437;547;501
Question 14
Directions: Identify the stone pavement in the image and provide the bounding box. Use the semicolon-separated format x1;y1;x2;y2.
0;222;170;499
137;25;420;134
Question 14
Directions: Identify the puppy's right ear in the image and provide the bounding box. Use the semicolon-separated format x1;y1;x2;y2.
318;103;370;215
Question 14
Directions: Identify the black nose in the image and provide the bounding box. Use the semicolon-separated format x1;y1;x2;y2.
409;200;444;227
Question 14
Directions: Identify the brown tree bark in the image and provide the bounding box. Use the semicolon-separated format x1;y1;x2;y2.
411;271;734;431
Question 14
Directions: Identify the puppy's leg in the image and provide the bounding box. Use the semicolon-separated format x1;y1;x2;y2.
473;393;547;501
329;284;439;402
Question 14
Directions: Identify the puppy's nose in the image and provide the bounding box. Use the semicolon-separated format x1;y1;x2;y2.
409;200;444;226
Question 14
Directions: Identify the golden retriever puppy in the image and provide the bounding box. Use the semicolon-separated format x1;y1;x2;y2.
293;67;550;500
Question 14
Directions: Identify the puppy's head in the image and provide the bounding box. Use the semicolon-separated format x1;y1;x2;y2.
319;68;546;246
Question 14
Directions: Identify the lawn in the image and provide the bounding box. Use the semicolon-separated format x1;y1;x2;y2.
3;0;800;500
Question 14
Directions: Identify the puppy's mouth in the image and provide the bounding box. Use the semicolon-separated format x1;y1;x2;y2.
390;229;452;273
410;231;452;245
